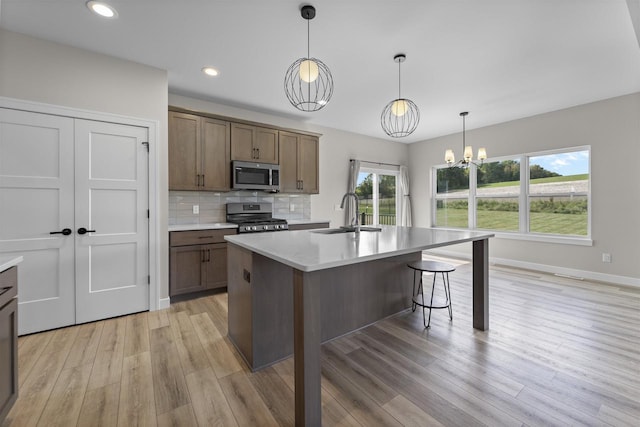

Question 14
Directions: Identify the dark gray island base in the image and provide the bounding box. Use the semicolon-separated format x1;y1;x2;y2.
225;226;493;426
227;244;419;370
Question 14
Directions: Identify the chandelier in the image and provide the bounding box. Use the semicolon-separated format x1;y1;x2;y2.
284;5;333;112
381;54;420;138
445;112;487;167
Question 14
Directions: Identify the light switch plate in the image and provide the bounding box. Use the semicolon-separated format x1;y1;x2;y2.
193;205;199;214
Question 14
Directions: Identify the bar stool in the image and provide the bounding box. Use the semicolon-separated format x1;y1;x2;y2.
408;260;455;328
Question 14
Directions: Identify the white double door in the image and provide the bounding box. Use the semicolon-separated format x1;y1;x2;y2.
0;108;149;335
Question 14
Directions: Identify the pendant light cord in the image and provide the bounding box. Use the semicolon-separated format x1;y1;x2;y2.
398;59;402;99
307;16;310;59
462;114;466;150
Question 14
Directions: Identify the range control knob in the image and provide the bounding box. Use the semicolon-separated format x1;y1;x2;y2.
263;225;269;230
251;226;257;231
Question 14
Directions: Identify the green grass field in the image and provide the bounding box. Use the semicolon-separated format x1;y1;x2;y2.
437;208;587;235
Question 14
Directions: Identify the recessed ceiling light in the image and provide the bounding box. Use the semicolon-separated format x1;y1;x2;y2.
86;1;118;19
202;67;219;77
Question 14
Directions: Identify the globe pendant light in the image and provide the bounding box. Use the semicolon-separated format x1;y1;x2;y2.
284;5;333;112
381;54;420;138
445;111;488;167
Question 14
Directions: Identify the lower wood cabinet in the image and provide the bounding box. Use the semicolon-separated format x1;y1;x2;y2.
169;229;235;297
0;266;18;423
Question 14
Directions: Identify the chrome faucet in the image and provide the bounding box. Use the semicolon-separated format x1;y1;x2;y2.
340;192;360;233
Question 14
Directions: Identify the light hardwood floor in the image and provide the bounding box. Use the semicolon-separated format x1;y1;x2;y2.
3;257;639;426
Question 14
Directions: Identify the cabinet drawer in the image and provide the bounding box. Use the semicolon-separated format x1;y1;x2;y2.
170;229;236;246
0;267;17;308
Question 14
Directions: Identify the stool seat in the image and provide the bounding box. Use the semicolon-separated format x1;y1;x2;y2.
408;260;456;273
408;260;455;328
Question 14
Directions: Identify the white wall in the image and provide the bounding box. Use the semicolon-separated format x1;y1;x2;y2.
0;29;170;298
409;93;640;283
168;94;410;226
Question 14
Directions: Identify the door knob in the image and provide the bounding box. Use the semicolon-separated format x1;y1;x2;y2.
77;227;96;235
50;228;72;236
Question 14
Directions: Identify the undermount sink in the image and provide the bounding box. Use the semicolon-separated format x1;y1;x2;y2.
311;226;382;234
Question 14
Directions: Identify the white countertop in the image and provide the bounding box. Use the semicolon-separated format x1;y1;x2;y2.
0;255;24;272
169;223;238;232
225;225;494;272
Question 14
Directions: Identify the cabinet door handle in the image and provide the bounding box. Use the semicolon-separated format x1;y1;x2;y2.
196;174;200;187
201;249;205;263
257;148;260;159
77;227;95;235
201;174;205;187
207;249;211;262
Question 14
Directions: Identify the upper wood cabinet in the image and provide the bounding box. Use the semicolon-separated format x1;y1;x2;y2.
279;131;319;194
231;123;278;164
169;112;230;191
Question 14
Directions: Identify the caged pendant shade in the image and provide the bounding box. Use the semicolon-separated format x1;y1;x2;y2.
284;5;333;112
381;54;420;138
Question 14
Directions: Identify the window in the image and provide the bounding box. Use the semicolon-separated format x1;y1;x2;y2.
435;167;469;228
476;159;520;232
432;147;590;241
356;167;398;226
528;151;589;236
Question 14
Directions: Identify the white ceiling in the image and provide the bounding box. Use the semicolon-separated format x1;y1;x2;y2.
1;0;639;143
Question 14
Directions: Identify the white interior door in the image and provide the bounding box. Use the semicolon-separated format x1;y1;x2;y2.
0;108;76;335
74;120;149;323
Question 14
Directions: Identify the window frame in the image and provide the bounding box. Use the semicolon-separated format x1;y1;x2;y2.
431;145;592;246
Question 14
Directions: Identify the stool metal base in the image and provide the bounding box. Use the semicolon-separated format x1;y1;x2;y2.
408;261;454;328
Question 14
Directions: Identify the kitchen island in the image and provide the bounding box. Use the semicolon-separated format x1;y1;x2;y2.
225;225;493;426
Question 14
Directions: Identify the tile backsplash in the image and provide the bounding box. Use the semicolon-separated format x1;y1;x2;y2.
169;190;311;225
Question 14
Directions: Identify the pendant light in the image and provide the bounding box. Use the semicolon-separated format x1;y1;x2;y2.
445;111;487;167
381;54;420;138
284;5;333;112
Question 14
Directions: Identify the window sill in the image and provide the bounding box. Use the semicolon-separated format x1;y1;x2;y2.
433;227;593;246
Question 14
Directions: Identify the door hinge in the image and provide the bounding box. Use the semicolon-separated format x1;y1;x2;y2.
142;141;149;152
148;275;150;285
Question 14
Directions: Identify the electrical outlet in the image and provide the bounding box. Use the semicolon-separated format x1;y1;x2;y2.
602;253;611;263
290;204;295;212
192;204;199;214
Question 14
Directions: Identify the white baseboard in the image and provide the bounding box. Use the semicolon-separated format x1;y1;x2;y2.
426;249;640;288
158;297;171;310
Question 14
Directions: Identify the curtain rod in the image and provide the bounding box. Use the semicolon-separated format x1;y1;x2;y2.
350;158;402;167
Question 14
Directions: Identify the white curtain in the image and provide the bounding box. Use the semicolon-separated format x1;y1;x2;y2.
399;165;412;226
345;159;360;226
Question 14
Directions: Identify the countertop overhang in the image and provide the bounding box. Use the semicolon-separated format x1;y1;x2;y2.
225;226;494;272
0;256;23;272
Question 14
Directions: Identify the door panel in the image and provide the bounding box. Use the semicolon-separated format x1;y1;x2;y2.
201;118;230;190
299;135;319;193
278;132;299;193
168;112;200;190
0;108;75;335
74;120;149;323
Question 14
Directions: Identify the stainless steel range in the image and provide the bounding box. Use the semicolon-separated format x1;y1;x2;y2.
226;202;288;233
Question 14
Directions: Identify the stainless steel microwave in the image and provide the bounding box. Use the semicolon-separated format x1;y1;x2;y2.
232;161;280;191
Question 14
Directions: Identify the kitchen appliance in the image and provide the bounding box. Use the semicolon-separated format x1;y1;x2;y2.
226;202;288;233
232;161;280;191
